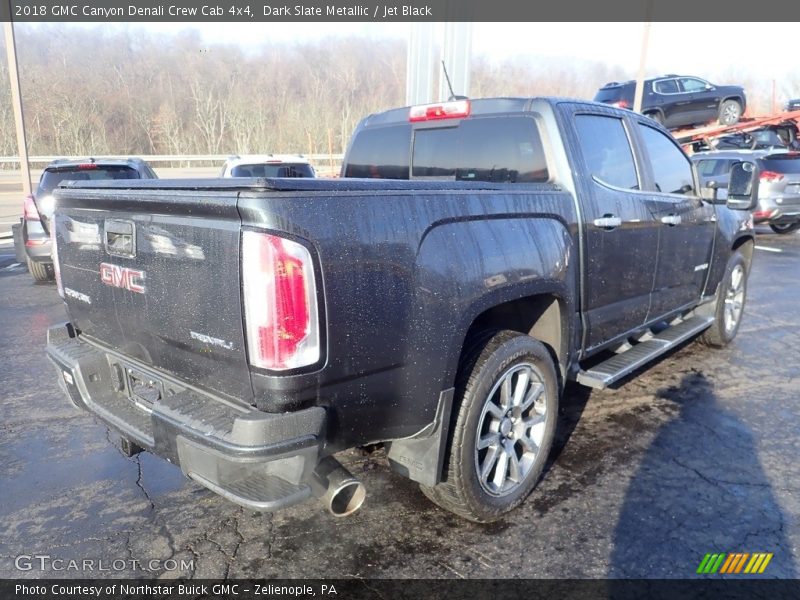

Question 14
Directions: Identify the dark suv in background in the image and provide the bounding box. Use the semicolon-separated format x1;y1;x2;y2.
17;158;157;281
595;75;746;129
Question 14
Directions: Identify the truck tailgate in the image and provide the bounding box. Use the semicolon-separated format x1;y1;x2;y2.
52;187;253;403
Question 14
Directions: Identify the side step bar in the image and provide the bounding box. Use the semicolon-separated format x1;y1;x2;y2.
576;315;713;389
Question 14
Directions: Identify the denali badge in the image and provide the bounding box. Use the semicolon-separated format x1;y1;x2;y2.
64;287;92;304
190;330;234;350
100;262;146;294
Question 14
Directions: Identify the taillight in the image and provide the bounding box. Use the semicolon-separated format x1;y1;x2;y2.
409;99;471;122
760;170;784;183
612;100;630;109
23;194;40;221
77;163;97;170
241;231;320;371
51;219;64;298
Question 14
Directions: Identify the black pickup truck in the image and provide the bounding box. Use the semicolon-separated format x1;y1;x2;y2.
46;98;759;522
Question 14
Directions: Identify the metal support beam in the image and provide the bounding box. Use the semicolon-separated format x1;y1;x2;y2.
3;22;31;196
406;23;436;106
438;23;472;101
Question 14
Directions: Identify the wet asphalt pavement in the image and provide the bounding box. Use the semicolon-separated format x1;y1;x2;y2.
1;230;798;581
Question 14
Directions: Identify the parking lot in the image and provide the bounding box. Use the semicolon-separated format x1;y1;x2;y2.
0;229;798;580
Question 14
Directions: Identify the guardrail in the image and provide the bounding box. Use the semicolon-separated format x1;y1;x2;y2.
0;154;345;168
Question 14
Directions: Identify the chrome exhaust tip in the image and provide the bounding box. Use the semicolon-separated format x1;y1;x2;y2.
313;456;366;517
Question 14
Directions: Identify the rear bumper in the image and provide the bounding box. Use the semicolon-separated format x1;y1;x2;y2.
22;220;52;263
46;323;326;512
754;198;800;224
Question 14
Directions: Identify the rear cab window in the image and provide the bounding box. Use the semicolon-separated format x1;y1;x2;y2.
345;116;549;183
344;124;412;179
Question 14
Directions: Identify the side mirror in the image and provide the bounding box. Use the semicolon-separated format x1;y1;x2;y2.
705;84;714;90
700;180;720;203
726;161;759;211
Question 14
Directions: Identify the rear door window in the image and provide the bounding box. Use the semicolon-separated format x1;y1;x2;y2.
574;114;639;190
411;116;549;183
654;79;679;94
637;124;695;195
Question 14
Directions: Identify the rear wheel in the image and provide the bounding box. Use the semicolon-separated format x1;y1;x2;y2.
26;257;54;283
420;330;558;522
769;222;800;234
718;100;742;126
701;251;747;347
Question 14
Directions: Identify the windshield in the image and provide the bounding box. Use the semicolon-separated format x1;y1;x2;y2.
38;166;140;195
229;163;314;178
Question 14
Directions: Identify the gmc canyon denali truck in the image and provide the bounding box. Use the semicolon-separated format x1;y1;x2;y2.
46;98;759;522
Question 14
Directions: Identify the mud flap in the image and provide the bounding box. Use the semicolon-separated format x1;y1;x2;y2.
385;388;454;487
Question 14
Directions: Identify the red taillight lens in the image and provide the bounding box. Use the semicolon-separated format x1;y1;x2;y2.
51;218;64;298
242;231;320;371
23;194;40;221
759;170;784;182
409;99;471;122
612;100;630;109
77;163;97;170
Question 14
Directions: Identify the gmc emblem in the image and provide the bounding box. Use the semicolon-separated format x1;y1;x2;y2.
100;262;146;294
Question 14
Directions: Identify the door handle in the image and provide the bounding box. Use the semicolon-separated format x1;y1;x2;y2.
593;216;622;229
661;214;682;226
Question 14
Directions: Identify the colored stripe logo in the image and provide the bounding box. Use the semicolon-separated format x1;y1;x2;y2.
697;552;773;574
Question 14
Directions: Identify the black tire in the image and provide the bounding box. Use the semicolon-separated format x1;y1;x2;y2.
420;330;559;522
26;257;54;283
645;111;663;125
769;222;800;235
718;99;742;126
700;251;747;348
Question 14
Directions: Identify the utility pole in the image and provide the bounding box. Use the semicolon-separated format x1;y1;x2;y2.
3;21;31;196
633;21;652;114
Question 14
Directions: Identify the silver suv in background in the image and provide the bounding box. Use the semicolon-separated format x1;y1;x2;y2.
693;150;800;234
15;158;158;282
219;154;316;178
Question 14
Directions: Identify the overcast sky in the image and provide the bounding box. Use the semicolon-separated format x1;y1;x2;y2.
18;21;799;96
128;22;798;84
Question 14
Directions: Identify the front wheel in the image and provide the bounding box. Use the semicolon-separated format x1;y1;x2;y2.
769;222;800;234
420;331;558;522
701;251;748;347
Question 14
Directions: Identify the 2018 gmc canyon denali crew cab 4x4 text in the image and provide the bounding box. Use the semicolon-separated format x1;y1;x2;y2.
46;98;759;522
